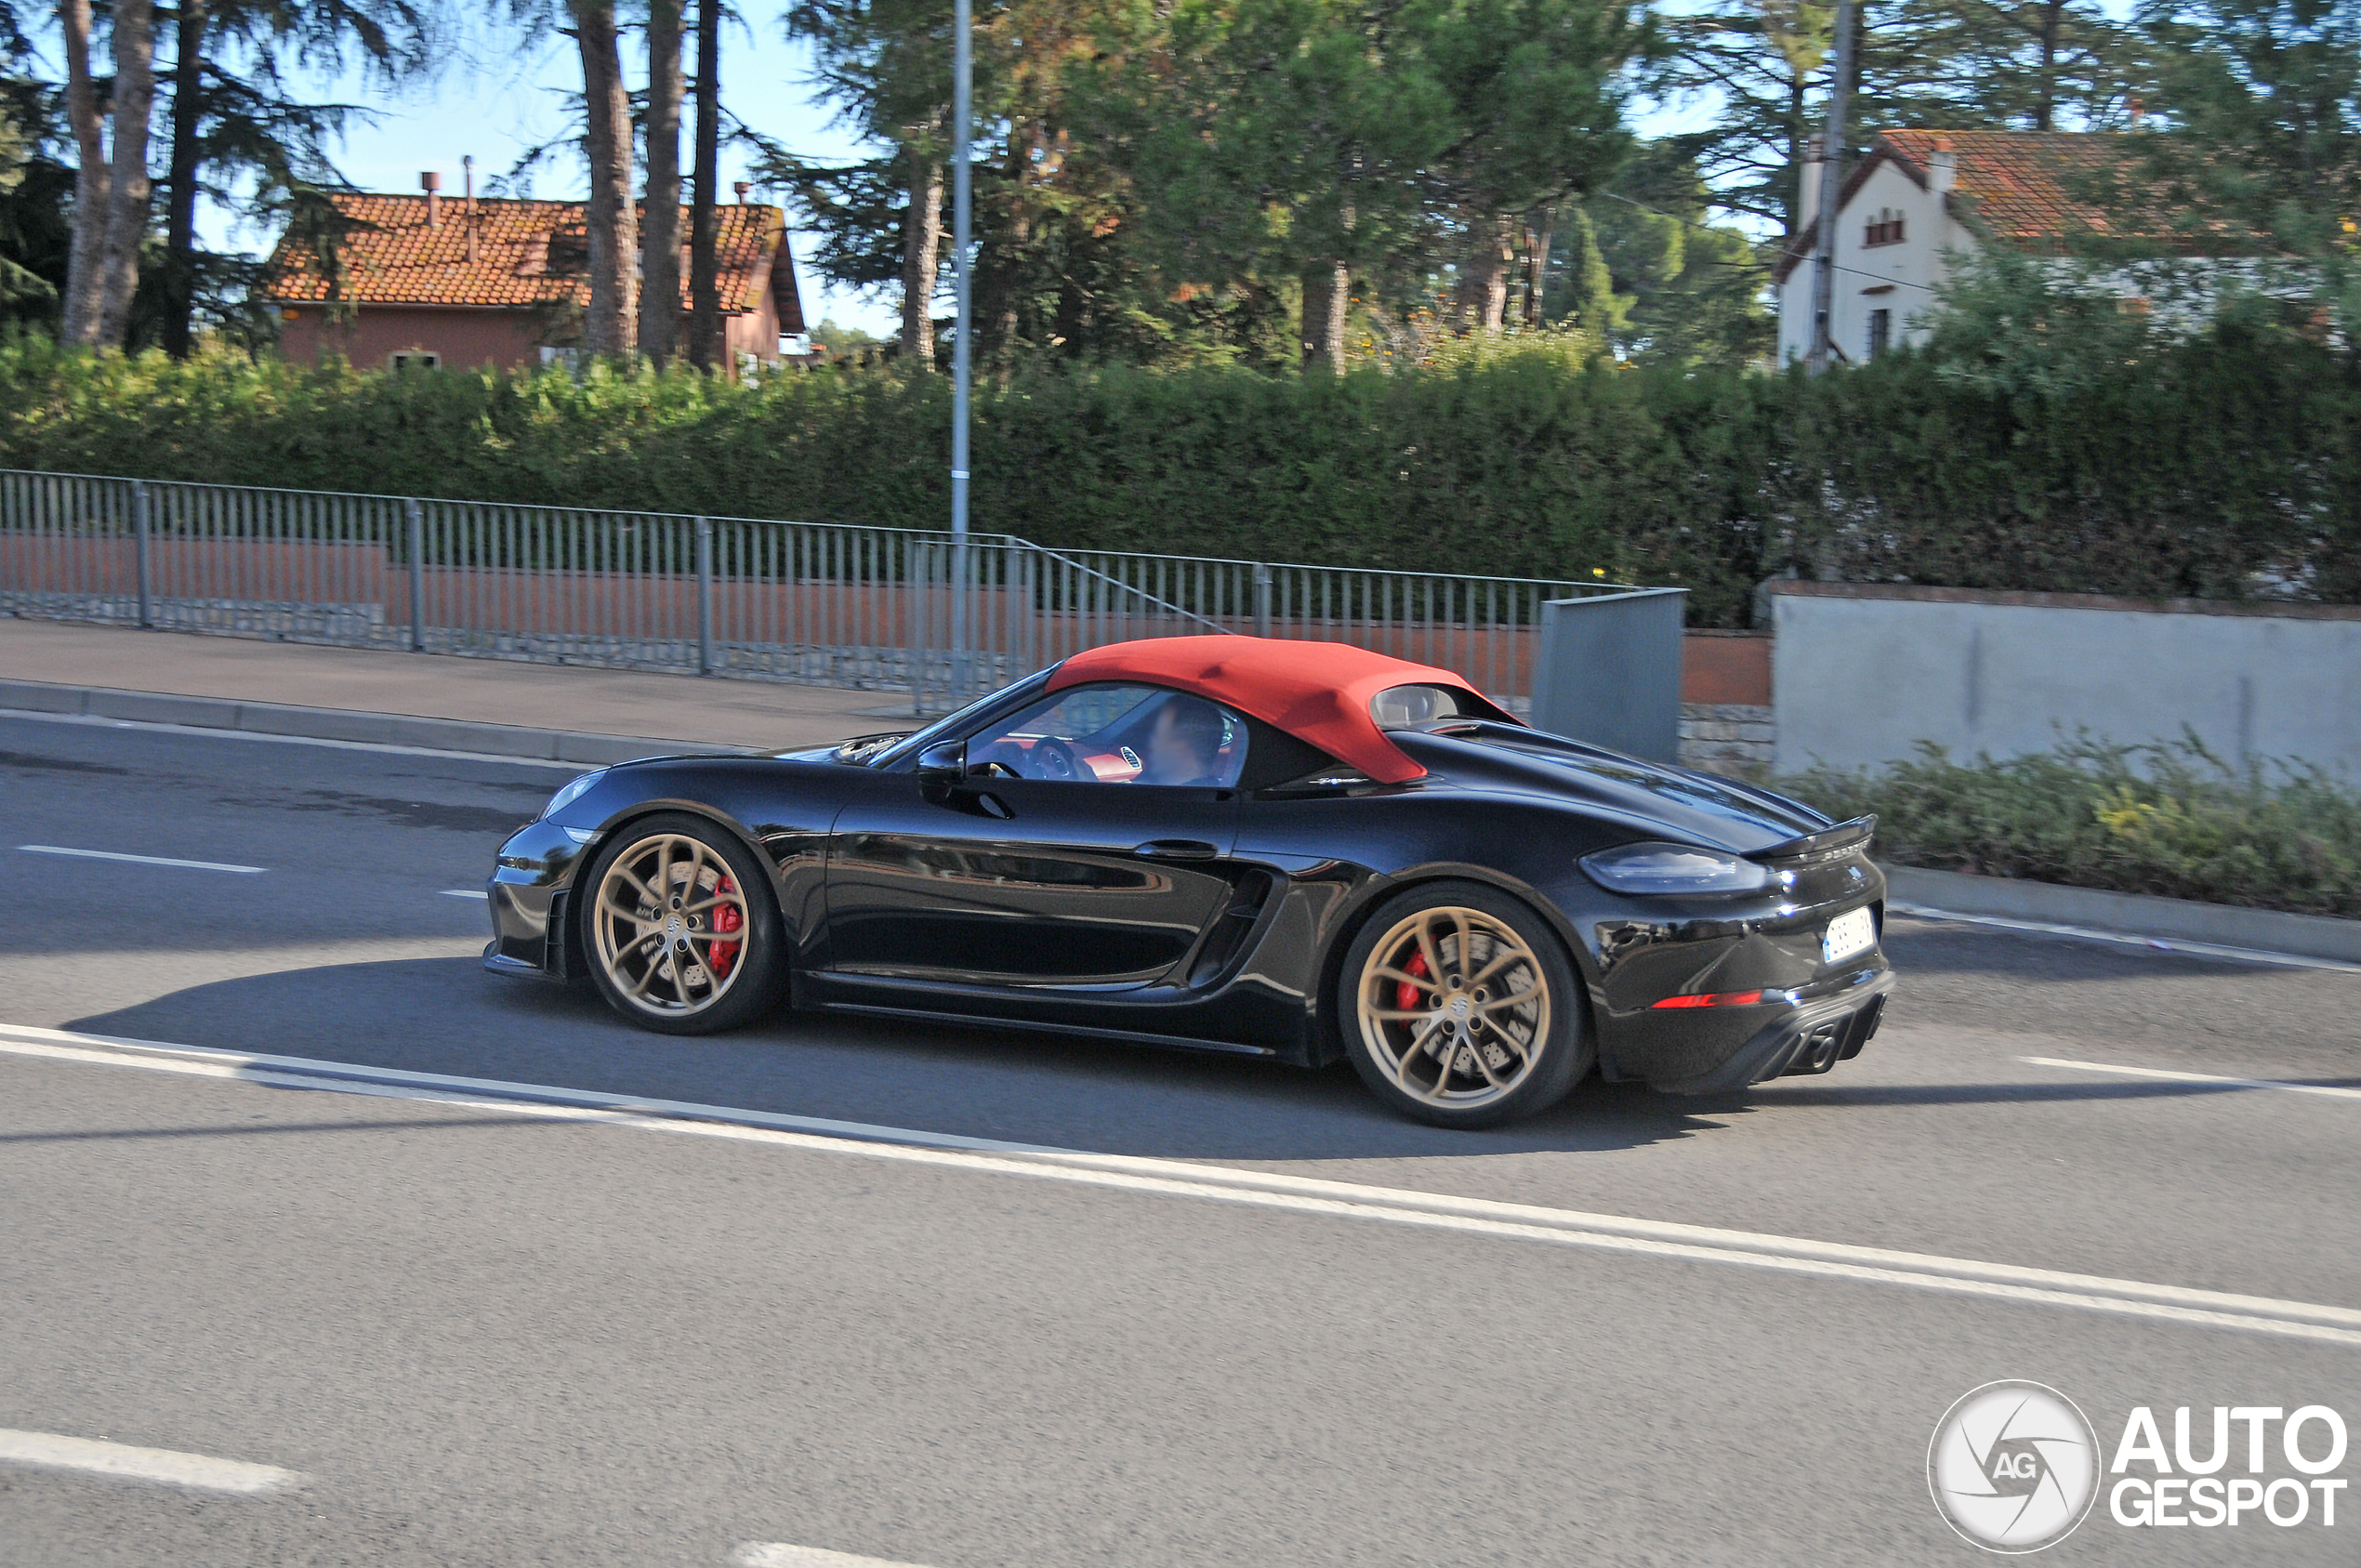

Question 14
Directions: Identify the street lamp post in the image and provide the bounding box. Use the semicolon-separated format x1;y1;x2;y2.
1806;0;1856;376
948;0;973;698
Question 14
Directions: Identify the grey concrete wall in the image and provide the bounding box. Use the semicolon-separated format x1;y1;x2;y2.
1772;586;2361;780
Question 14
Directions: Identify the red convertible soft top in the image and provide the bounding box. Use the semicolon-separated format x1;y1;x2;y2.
1043;635;1519;784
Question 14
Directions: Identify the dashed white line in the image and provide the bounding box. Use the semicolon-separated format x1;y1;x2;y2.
441;889;489;900
19;844;265;874
5;1021;2359;1349
733;1545;935;1568
1889;903;2361;973
2023;1055;2361;1103
0;1429;303;1494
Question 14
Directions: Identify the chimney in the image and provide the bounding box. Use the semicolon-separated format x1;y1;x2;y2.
421;170;442;228
1798;146;1824;233
460;155;479;263
733;181;751;204
1928;137;1957;204
460;156;479;263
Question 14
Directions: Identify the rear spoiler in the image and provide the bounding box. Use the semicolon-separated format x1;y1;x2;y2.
1744;814;1878;863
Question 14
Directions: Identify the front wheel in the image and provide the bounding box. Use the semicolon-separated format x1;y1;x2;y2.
580;812;786;1034
1337;881;1590;1128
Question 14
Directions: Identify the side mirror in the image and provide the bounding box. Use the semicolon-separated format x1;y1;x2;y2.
917;739;969;797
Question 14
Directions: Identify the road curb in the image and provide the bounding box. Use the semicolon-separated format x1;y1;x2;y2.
0;677;760;767
1882;864;2361;967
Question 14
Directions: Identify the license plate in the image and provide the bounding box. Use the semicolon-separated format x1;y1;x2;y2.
1822;907;1878;964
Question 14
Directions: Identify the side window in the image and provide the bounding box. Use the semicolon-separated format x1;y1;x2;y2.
970;683;1247;787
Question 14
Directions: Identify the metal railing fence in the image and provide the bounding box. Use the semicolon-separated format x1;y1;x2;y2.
0;468;1623;714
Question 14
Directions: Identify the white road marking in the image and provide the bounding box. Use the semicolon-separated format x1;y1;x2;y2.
733;1544;934;1568
1888;902;2361;974
0;705;589;768
2023;1055;2361;1103
19;844;265;875
5;1021;2359;1349
0;1429;303;1494
442;889;489;900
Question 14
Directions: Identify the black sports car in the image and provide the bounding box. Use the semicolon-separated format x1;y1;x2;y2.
485;635;1893;1127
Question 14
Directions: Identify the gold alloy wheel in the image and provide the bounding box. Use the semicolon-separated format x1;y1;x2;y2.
1354;904;1550;1107
591;832;752;1019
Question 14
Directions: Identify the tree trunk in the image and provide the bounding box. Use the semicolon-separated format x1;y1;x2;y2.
985;127;1036;359
901;147;943;365
1524;215;1552;328
2035;0;2064;132
688;0;722;370
96;0;157;346
58;0;110;346
573;0;637;358
1299;259;1347;373
639;0;684;361
1786;72;1807;239
1476;215;1513;334
161;0;207;358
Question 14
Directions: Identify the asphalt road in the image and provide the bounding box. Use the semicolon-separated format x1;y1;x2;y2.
3;709;2357;1567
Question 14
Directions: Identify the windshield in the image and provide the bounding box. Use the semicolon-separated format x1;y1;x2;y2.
971;684;1246;787
868;669;1053;770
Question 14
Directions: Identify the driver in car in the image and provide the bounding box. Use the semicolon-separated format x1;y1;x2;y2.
1141;697;1227;787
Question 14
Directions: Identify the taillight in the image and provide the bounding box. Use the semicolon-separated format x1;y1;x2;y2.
1651;990;1765;1009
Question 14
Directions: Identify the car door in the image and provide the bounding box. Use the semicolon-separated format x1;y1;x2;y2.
823;684;1247;989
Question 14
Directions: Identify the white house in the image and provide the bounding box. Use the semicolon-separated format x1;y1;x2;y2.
1774;129;2161;366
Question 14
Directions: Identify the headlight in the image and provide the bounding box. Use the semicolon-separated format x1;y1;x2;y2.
1580;840;1773;895
539;769;608;822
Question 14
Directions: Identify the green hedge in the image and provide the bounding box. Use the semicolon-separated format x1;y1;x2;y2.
2;326;2354;626
1784;739;2361;918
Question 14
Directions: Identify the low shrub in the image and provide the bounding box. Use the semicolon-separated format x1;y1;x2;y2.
1783;737;2361;918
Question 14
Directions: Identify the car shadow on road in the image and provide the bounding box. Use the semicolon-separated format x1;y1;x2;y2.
61;955;2342;1166
59;956;1723;1161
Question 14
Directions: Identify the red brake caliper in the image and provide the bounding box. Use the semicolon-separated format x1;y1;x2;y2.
1396;949;1430;1012
708;876;744;978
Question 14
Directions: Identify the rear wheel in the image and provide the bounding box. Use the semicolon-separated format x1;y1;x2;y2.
581;813;785;1034
1338;881;1589;1128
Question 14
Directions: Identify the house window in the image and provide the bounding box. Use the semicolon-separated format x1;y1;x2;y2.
389;350;440;371
1863;207;1906;246
1866;310;1892;359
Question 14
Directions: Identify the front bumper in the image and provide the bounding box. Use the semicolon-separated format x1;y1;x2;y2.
483;818;584;979
1643;964;1894;1094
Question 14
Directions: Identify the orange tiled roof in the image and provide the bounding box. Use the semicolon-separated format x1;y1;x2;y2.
262;193;794;317
1883;129;2144;240
1774;130;2264;283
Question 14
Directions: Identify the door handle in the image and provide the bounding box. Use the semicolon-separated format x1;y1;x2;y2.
1133;838;1219;861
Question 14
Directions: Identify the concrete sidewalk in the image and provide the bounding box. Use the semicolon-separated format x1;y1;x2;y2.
0;619;909;756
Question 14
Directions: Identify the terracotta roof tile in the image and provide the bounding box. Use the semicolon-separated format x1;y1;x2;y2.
263;193;789;315
1882;129;2137;239
1773;129;2265;283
